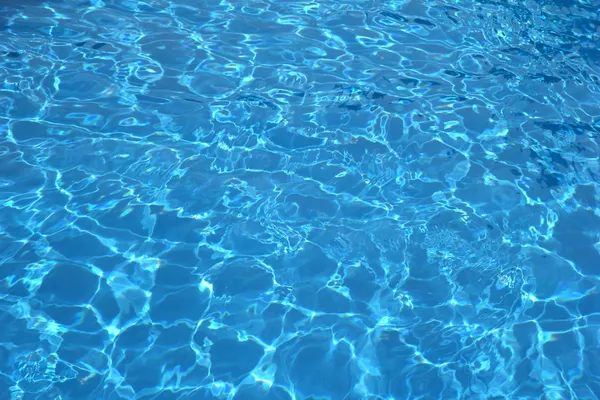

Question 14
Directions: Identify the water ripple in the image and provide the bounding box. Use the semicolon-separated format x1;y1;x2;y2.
1;0;600;399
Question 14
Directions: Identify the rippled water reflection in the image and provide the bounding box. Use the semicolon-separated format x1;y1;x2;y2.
1;0;600;399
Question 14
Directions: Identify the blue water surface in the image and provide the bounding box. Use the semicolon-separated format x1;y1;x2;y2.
1;0;600;399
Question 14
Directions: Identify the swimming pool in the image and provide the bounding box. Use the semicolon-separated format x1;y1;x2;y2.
1;0;599;398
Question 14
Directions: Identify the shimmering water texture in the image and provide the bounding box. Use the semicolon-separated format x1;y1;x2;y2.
1;0;600;399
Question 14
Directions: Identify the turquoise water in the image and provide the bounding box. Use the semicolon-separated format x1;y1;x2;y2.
1;0;600;399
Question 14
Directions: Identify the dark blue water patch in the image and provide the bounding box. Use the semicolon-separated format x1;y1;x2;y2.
47;230;111;260
150;286;211;323
210;338;264;384
35;263;100;305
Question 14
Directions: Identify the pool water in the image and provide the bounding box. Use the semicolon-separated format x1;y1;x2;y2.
1;0;600;399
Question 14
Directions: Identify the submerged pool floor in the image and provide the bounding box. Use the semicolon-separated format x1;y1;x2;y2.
1;0;600;399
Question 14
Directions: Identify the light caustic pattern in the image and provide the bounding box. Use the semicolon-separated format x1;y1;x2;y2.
1;0;600;399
